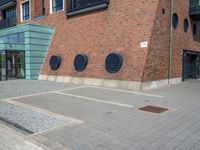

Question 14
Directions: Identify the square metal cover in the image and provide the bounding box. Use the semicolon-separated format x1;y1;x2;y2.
138;105;168;113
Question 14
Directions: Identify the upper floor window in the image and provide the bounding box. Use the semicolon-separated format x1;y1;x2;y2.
34;0;45;18
21;0;30;21
67;0;109;16
4;7;16;19
50;0;65;13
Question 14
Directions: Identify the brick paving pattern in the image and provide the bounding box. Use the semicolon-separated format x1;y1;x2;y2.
0;80;200;150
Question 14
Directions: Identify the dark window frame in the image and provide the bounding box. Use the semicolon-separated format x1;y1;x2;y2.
192;23;197;35
52;0;64;13
172;13;178;29
183;18;189;33
67;0;109;17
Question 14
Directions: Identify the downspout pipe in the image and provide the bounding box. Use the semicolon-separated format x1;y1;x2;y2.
169;0;173;85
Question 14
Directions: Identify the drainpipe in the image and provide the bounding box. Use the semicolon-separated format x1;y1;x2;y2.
169;0;173;85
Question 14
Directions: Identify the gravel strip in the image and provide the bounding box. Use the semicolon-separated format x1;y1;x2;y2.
0;101;67;133
0;80;80;99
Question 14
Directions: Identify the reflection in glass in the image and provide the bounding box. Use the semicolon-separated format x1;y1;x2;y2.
6;51;25;80
0;33;25;44
0;51;6;81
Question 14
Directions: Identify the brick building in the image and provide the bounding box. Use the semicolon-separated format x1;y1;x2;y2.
0;0;200;90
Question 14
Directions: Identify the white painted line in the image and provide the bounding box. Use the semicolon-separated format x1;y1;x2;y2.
0;86;88;101
54;91;134;108
85;86;163;98
4;99;83;124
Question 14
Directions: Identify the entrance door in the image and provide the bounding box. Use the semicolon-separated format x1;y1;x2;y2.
6;51;25;80
198;55;200;78
183;51;199;80
0;51;6;81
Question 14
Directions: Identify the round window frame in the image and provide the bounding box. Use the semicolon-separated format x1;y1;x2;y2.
105;53;123;73
49;55;62;71
74;54;88;72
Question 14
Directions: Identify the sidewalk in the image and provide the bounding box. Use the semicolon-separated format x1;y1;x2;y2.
0;122;47;150
1;80;200;150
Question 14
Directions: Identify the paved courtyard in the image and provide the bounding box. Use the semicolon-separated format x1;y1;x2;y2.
0;80;200;150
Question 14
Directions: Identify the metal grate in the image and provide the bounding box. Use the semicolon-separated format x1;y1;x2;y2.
74;54;88;72
105;53;123;73
138;105;168;114
49;55;62;71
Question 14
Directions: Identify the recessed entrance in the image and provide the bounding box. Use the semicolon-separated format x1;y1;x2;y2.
183;50;200;81
0;51;25;81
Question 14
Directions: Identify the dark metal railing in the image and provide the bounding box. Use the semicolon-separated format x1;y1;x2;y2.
0;0;16;7
0;18;17;30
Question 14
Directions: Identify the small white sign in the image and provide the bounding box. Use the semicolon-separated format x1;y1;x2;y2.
140;41;148;48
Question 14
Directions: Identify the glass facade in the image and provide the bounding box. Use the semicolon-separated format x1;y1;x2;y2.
0;51;25;81
0;24;54;81
0;33;25;44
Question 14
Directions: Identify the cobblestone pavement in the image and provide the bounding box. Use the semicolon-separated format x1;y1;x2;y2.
0;80;200;150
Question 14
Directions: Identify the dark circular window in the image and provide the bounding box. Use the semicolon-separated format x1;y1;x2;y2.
183;18;189;33
172;13;178;29
105;53;123;73
192;23;197;35
49;55;62;71
74;54;88;72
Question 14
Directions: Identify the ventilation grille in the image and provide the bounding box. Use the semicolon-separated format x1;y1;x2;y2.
105;53;123;73
74;54;88;72
49;55;62;71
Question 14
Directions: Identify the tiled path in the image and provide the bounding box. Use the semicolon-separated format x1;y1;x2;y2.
0;123;46;150
0;80;200;150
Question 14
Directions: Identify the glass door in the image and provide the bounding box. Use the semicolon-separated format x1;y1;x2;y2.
6;51;25;80
0;51;6;81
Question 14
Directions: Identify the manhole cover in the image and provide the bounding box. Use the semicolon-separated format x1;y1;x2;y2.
138;105;168;113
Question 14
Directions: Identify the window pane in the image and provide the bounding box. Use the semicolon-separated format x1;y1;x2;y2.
22;1;30;21
5;7;16;19
8;34;18;43
52;0;63;12
1;36;8;43
0;33;25;44
68;0;109;11
18;33;25;44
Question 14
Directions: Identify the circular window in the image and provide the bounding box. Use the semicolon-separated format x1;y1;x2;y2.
74;54;88;72
105;53;123;73
183;18;189;33
172;13;178;29
49;55;62;71
192;23;197;35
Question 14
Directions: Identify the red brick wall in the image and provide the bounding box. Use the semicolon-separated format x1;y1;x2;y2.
143;0;200;81
142;0;170;81
16;0;200;82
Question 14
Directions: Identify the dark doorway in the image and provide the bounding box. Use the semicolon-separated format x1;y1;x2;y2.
183;50;200;81
0;51;25;81
0;51;6;81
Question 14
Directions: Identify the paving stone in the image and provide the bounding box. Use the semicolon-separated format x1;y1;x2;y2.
0;101;67;133
1;80;200;150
